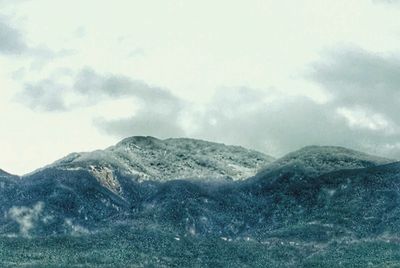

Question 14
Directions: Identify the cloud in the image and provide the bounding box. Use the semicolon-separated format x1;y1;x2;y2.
189;48;400;158
95;84;400;158
78;68;186;138
188;88;369;155
310;48;400;130
0;16;74;61
0;17;28;55
17;47;400;160
64;218;90;236
18;68;186;137
7;202;44;236
73;68;179;104
305;48;400;157
17;80;68;111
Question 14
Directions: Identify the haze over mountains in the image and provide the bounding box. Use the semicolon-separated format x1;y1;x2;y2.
1;136;400;267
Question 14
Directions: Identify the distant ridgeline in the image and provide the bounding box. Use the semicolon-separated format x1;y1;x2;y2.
1;136;399;267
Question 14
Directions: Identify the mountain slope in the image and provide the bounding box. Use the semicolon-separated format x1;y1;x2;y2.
0;143;398;244
0;137;274;236
255;145;394;179
139;161;400;241
0;169;15;178
12;146;397;237
246;161;400;238
2;141;400;266
49;136;275;182
0;169;18;189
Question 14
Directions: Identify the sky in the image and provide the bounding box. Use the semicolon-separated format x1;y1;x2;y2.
1;0;400;175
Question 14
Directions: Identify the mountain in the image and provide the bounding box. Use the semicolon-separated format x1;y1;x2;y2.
1;140;400;267
0;169;18;188
0;169;19;228
47;136;275;182
0;169;15;178
124;155;400;266
255;145;394;179
0;137;274;236
130;146;398;237
3;142;396;237
135;162;400;239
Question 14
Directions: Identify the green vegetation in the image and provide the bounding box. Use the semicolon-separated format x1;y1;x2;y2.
1;228;400;267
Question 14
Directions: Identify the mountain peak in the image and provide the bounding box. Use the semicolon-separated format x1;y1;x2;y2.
116;136;161;148
289;145;393;164
296;145;374;154
51;136;275;181
259;145;395;177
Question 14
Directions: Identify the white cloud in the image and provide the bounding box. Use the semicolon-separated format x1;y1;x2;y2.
337;107;394;133
7;202;44;236
64;218;90;236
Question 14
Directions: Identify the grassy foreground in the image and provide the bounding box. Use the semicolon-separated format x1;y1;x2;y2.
1;228;400;267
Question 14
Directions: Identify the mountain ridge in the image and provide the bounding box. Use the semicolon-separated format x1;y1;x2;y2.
45;136;275;182
255;145;395;179
1;137;400;266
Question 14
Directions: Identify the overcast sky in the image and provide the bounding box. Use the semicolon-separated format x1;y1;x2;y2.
1;0;400;175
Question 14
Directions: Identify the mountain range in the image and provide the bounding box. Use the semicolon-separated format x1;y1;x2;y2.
1;136;399;267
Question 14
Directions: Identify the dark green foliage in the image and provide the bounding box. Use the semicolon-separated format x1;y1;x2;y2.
1;229;400;267
1;145;400;266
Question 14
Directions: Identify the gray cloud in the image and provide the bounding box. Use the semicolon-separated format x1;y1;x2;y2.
189;49;400;158
188;88;397;158
18;68;186;137
75;68;186;138
17;80;68;111
19;67;183;110
0;17;28;55
17;47;400;159
310;48;400;128
303;48;400;158
95;83;400;159
0;16;74;63
74;68;178;104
